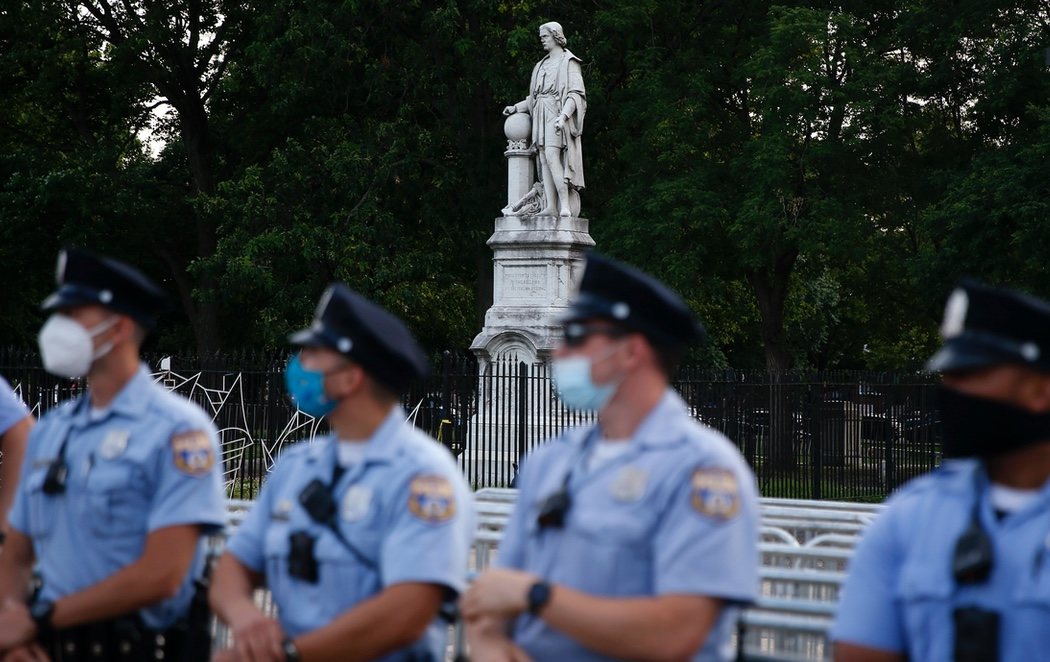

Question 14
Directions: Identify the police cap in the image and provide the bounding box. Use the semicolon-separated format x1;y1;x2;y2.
561;253;706;349
927;278;1050;374
41;247;168;329
290;283;430;393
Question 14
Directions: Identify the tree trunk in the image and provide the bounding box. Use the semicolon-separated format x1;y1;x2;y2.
174;94;222;358
744;247;797;372
745;247;799;473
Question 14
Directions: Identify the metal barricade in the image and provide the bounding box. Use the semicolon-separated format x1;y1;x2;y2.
467;488;875;661
219;489;876;661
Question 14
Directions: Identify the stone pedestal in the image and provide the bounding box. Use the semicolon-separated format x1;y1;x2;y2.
466;214;593;485
463;107;596;485
470;215;594;365
479;114;595;365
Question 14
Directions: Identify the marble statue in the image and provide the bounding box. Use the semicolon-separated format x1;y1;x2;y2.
502;182;545;217
503;21;586;218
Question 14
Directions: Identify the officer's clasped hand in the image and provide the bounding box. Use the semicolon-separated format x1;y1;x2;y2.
460;568;539;621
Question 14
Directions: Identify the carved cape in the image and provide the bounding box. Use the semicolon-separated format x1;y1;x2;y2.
524;50;586;190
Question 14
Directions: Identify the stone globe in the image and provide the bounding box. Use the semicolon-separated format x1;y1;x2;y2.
504;112;531;142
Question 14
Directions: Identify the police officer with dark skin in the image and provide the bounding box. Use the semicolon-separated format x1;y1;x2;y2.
834;280;1050;661
462;254;759;662
0;248;225;662
209;283;474;662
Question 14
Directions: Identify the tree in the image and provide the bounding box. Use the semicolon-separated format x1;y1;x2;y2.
63;0;251;354
1;0;1047;374
0;1;159;344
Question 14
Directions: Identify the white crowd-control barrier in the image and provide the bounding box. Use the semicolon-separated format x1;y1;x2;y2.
216;489;881;661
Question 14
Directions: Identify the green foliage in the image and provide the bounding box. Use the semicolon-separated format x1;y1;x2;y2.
1;0;1048;371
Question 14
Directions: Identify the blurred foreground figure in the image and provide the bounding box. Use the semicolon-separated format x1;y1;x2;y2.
0;248;224;661
834;279;1050;662
210;283;474;662
463;253;760;662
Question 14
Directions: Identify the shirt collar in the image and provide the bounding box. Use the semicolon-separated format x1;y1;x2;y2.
72;363;152;427
567;389;689;449
929;458;981;496
307;406;409;465
361;406;410;463
933;458;1050;513
632;390;690;448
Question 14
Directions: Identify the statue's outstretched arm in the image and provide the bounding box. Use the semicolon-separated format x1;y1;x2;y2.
504;99;530;115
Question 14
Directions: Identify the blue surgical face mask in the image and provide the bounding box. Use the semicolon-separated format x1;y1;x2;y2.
285;355;338;418
551;345;624;412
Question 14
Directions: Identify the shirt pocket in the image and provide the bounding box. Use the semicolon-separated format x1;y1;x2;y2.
557;506;654;596
894;562;953;660
316;531;382;612
1012;558;1050;657
84;461;149;537
25;469;56;538
262;522;382;636
262;524;301;632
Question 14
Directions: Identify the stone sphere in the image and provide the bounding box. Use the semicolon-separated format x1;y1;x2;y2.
504;112;531;141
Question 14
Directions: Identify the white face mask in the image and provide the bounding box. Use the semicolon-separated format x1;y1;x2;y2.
38;314;119;378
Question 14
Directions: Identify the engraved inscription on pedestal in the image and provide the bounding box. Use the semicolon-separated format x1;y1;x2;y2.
502;264;547;302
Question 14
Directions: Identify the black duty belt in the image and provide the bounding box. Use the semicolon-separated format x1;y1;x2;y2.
38;614;203;662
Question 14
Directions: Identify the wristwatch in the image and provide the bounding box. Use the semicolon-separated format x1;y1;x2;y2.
526;580;553;615
282;636;301;662
29;600;54;639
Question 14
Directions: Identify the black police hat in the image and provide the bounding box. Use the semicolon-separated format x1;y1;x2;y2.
290;283;430;393
561;253;706;349
41;247;168;329
927;278;1050;374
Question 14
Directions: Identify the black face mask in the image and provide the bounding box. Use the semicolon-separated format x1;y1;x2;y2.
938;386;1050;459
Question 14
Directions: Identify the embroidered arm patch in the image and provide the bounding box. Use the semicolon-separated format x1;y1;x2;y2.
690;467;740;520
408;474;456;524
171;430;214;477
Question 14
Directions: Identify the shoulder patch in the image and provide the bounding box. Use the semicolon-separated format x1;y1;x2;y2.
690;467;740;520
171;430;214;477
408;474;456;524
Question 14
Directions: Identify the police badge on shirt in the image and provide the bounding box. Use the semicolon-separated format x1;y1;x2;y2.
610;466;649;502
690;467;740;520
100;429;130;459
171;430;214;477
408;475;456;524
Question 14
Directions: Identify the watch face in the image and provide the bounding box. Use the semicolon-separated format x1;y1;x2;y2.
528;581;551;614
30;601;53;633
282;638;301;662
31;601;52;619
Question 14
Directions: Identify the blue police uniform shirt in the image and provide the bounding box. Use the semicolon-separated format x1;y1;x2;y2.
0;376;29;436
227;406;475;661
496;390;760;662
8;364;225;629
832;459;1050;660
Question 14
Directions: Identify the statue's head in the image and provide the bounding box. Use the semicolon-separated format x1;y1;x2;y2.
539;22;567;48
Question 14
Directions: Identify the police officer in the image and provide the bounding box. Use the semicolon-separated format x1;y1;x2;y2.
0;248;225;660
0;376;34;535
461;253;760;662
209;283;475;662
833;279;1050;661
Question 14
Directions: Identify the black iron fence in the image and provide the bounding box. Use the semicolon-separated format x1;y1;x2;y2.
0;348;942;502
